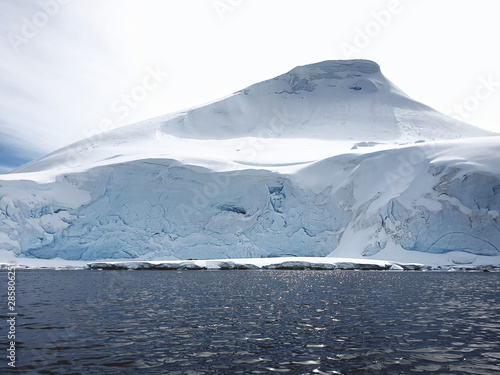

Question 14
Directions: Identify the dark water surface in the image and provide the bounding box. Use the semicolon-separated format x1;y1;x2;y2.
3;270;500;374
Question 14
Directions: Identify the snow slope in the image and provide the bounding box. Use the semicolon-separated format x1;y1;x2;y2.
1;59;499;267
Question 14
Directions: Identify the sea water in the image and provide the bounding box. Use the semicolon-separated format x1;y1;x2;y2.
3;270;500;374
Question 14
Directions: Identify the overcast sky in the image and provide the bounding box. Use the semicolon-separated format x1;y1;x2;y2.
0;0;499;172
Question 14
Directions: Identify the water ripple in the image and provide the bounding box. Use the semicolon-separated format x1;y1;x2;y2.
3;270;500;374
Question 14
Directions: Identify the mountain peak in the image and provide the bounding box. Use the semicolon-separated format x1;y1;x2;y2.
285;59;381;78
154;59;488;141
244;59;384;96
12;59;493;175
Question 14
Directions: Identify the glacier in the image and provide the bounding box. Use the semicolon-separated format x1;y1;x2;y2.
1;59;500;267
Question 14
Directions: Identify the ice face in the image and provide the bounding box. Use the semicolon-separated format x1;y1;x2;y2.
1;137;500;264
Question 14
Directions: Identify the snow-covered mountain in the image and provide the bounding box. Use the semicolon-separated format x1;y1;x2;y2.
1;59;499;267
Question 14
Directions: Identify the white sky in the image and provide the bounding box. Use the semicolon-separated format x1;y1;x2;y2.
0;0;499;168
